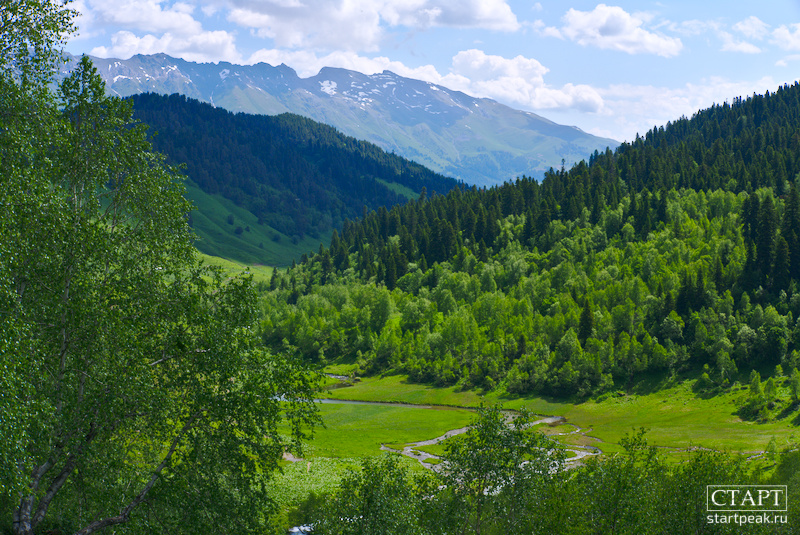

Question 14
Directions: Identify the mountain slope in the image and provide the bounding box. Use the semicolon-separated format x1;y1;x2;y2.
68;53;617;187
263;81;800;412
129;92;460;266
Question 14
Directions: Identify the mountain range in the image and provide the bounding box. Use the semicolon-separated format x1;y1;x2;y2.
62;53;618;187
127;92;460;266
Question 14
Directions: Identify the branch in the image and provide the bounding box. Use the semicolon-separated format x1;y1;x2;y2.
32;423;98;528
148;348;208;367
71;411;202;535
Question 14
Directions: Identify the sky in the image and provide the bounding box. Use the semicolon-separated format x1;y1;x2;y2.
65;1;800;143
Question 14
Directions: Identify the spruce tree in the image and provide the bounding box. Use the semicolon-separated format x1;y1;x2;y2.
578;300;595;344
756;195;777;275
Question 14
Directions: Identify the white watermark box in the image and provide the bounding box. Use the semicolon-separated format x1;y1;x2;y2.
707;485;787;512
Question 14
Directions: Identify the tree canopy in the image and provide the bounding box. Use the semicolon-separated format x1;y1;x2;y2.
265;79;800;415
0;3;318;533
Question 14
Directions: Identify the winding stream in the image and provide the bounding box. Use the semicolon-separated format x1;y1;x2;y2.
316;395;602;470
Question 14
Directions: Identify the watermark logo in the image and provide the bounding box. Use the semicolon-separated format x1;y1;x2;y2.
707;485;787;512
706;485;788;526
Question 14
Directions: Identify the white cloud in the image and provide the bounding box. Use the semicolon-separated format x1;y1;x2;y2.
531;20;563;39
416;49;603;113
772;24;800;51
776;54;800;67
227;0;518;52
85;0;204;36
733;16;769;40
382;0;519;31
449;49;548;83
201;4;219;17
561;4;682;57
228;1;384;51
594;76;780;142
74;0;244;61
719;31;761;54
69;0;99;40
668;19;718;37
91;29;241;63
669;18;762;54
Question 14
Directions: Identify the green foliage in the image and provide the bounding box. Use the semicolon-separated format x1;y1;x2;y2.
750;370;763;397
315;421;780;534
264;80;800;408
265;187;763;398
315;455;426;535
0;0;77;511
791;368;800;402
438;406;564;534
571;429;665;533
0;17;319;534
0;0;75;87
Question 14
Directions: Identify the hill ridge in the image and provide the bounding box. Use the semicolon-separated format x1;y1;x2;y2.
61;52;617;186
129;92;461;266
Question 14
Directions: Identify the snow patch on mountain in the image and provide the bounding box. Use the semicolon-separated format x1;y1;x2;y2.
62;52;619;187
320;80;337;96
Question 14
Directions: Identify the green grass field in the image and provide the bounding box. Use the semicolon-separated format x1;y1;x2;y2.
306;403;474;458
197;252;275;285
320;374;487;407
318;372;800;455
269;401;475;528
269;369;797;531
187;181;330;266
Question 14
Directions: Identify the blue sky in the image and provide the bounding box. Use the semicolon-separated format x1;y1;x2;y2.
65;1;800;143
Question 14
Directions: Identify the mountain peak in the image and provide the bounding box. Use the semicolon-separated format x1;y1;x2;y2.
64;53;618;186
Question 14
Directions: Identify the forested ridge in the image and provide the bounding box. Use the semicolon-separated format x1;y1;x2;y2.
264;82;800;412
129;93;461;241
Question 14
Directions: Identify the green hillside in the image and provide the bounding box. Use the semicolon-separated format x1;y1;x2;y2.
129;92;461;266
264;82;800;418
186;180;332;265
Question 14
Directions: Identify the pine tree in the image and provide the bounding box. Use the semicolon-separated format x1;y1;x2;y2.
750;370;763;398
782;184;800;280
756;195;777;275
772;236;791;290
578;300;595;345
522;209;535;244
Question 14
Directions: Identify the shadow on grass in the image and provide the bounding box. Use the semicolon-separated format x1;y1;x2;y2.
627;370;678;396
734;399;800;425
793;410;800;426
774;400;799;421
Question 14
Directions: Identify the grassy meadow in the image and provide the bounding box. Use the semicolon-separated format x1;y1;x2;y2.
318;371;800;455
306;402;474;458
188;182;332;266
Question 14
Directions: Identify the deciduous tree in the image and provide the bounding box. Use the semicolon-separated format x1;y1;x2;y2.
1;8;318;533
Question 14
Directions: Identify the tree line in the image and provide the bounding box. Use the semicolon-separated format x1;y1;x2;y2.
264;81;800;408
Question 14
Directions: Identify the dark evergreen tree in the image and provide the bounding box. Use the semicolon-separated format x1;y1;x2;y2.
782;184;800;280
773;236;791;291
578;300;595;345
756;195;777;279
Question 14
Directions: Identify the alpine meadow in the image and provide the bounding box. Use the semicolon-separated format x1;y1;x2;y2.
3;1;800;534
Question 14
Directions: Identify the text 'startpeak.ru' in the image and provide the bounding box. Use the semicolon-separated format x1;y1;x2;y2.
706;485;789;526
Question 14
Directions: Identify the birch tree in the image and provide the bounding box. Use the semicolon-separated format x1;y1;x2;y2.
1;3;318;533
